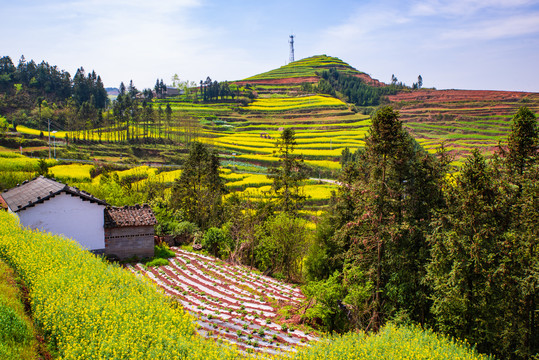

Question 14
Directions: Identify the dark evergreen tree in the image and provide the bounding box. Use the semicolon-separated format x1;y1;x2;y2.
267;128;308;215
506;106;538;176
170;142;226;229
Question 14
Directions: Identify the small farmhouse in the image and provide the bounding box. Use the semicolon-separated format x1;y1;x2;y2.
1;176;156;259
104;205;156;260
0;176;107;252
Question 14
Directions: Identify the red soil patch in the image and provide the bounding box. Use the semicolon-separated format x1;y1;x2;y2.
388;89;538;103
351;73;385;87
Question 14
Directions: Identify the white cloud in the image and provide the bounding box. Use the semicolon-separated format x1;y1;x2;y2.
441;13;539;40
410;0;539;17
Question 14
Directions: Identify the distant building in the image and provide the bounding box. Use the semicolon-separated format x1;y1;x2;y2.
0;176;156;259
165;87;184;97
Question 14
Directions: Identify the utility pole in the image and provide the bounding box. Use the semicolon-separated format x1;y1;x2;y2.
289;35;295;63
52;131;57;159
48;118;51;159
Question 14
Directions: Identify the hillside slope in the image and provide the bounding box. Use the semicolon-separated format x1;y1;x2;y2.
236;55;383;87
234;55;539;159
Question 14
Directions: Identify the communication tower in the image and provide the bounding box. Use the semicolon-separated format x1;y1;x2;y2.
289;35;295;63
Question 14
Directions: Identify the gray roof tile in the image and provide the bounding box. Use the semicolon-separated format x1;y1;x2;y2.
1;176;107;212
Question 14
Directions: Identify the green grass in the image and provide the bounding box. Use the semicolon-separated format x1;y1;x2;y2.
0;260;40;360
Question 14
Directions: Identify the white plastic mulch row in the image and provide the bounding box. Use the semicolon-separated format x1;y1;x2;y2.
162;263;277;316
170;257;274;308
127;251;319;354
174;247;302;297
173;248;304;302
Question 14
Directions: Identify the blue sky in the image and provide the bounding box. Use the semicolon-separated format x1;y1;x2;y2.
2;0;539;91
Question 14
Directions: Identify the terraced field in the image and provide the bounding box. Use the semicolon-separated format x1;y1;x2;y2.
388;90;539;157
11;54;539;174
128;248;317;355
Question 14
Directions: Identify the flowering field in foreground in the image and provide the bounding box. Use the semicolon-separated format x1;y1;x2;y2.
0;211;238;360
129;248;318;356
291;324;492;360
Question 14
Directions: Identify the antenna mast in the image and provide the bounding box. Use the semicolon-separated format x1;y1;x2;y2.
289;35;295;63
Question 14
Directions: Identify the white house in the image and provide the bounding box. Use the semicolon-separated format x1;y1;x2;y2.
0;176;108;253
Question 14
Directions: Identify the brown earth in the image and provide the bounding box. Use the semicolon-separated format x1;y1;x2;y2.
388;89;539;104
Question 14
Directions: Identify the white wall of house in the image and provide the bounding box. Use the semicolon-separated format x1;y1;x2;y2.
17;192;105;251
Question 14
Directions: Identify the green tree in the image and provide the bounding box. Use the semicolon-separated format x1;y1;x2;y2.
507;106;538;176
171;142;225;229
0;116;8;137
309;106;446;332
426;150;513;355
201;227;233;259
267;128;307;214
257;213;310;281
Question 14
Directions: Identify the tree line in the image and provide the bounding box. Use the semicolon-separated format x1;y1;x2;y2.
303;106;537;359
303;68;407;107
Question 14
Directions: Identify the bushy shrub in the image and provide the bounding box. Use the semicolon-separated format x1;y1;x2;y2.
154;243;175;259
173;221;199;245
145;258;169;267
201;227;233;258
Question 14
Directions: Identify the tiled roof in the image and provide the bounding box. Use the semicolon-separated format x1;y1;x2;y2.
104;204;157;228
1;176;107;212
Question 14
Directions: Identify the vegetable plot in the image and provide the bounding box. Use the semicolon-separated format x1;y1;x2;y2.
128;248;318;355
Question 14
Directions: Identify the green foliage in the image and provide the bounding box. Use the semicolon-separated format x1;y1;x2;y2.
317;68;404;107
171;142;226;229
172;221;199;243
0;116;8;136
302;271;349;332
145;258;170;267
0;304;31;344
36;157;49;176
427;150;539;359
257;213;310;281
268;128;308;214
308;106;446;333
201;227;233;259
0;260;39;360
154;243;175;259
506;106;538;175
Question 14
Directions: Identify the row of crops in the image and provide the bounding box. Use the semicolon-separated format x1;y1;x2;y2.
0;211;492;359
128;248;316;355
0;155;338;213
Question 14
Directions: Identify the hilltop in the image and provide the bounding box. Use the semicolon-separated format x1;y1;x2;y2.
236;55;383;89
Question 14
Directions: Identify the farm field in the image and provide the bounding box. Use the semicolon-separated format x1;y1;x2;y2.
0;210;493;359
388;89;539;157
128;248;318;355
